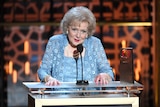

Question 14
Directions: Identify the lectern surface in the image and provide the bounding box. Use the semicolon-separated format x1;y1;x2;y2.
23;81;143;89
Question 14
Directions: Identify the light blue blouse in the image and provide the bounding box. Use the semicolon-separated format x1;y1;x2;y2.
38;34;114;82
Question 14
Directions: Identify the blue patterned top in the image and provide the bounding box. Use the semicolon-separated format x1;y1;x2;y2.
38;34;114;82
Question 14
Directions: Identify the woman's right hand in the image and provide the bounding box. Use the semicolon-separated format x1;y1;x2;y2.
45;76;60;86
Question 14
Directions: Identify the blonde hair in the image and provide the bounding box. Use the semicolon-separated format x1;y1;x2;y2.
60;6;96;37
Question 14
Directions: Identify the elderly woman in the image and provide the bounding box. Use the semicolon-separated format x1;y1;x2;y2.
38;6;114;86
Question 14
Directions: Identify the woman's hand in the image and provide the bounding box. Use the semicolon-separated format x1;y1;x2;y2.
94;73;112;85
45;76;60;86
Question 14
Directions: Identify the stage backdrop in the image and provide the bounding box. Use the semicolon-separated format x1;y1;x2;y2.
0;0;154;107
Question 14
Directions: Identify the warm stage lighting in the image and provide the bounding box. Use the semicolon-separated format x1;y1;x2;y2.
121;40;126;48
135;59;141;81
25;61;30;75
24;40;29;54
9;61;13;75
12;70;17;83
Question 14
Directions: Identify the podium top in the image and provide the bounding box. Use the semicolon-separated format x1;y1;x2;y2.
23;81;143;89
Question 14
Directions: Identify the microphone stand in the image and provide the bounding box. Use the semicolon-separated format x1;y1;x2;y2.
76;44;89;85
73;50;79;81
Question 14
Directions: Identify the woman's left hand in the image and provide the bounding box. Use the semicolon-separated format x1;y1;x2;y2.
94;73;112;85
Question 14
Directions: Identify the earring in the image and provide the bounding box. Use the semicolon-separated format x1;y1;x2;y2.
66;30;68;34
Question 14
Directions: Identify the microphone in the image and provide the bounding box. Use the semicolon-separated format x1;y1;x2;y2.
76;44;89;85
77;44;83;54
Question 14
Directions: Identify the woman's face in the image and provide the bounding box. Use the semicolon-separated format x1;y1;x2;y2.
67;21;88;47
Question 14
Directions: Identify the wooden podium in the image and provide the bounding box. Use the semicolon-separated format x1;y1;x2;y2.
23;81;143;107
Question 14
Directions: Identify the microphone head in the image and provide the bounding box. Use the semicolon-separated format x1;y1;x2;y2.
77;44;83;54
